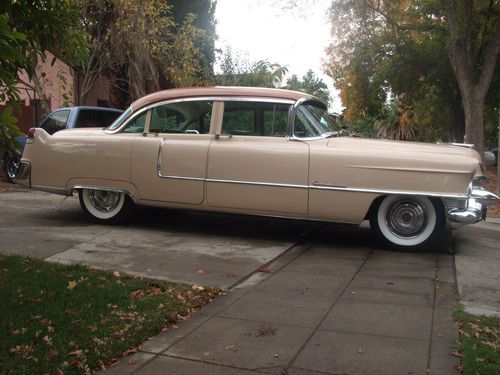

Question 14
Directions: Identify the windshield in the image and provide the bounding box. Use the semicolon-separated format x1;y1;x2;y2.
294;103;342;138
106;107;132;130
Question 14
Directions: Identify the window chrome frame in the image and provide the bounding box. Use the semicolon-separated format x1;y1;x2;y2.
287;98;337;141
104;96;295;135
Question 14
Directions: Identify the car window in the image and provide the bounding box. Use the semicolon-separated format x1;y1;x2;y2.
294;103;341;138
105;111;122;126
149;100;213;134
222;102;291;137
122;112;147;133
75;109;106;128
38;110;70;135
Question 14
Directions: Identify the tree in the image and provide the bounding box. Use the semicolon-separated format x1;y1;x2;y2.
0;13;26;153
286;70;332;106
3;0;89;114
327;0;499;157
79;0;216;106
215;47;288;88
0;1;88;152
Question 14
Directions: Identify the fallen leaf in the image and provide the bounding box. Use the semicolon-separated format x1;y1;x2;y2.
257;265;272;273
256;325;278;337
67;281;78;290
149;286;161;295
113;271;121;277
127;359;137;365
225;345;238;352
123;347;139;356
131;290;145;299
197;269;205;274
351;291;357;295
192;284;205;291
68;349;83;357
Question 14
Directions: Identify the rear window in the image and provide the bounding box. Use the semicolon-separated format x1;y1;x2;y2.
75;109;122;128
39;110;70;135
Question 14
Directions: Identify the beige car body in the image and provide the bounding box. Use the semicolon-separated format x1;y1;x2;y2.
15;87;497;240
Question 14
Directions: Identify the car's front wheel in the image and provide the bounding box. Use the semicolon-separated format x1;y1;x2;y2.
79;188;135;224
370;195;445;250
4;154;21;183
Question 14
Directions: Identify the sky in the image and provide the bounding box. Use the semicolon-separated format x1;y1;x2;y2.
214;0;342;112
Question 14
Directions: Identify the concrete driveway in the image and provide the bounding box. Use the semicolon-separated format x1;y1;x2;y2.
0;190;314;288
0;187;468;374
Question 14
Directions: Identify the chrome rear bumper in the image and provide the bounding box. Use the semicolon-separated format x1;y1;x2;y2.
13;161;31;188
447;186;498;225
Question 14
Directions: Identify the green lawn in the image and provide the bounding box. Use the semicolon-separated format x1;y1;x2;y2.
454;308;500;375
0;254;221;374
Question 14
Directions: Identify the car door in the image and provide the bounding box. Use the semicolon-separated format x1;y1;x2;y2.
130;99;215;204
206;100;309;215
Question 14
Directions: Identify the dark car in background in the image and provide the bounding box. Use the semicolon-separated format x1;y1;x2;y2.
1;106;123;182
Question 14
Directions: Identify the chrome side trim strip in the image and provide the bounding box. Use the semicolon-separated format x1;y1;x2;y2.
206;178;307;189
309;184;468;198
156;137;205;181
71;185;136;200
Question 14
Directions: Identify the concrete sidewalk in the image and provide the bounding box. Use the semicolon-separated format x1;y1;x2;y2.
107;226;459;375
454;220;500;317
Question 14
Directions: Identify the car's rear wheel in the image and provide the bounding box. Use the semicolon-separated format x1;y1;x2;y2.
370;195;445;250
4;154;21;183
79;188;135;224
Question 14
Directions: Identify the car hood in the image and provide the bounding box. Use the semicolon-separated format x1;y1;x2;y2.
324;137;482;176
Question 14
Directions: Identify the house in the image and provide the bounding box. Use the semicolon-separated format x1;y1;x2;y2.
1;51;115;134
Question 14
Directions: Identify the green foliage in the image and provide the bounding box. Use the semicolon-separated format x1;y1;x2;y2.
286;70;332;106
0;255;221;374
80;0;216;104
0;13;25;152
215;47;288;88
454;307;500;375
2;0;89;113
0;108;22;154
326;0;499;146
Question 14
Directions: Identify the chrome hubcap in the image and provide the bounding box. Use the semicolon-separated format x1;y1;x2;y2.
7;158;20;179
88;190;121;213
386;198;426;238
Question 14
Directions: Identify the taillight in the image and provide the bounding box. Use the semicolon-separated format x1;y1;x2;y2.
26;127;37;144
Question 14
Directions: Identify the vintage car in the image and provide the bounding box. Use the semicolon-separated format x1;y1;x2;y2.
14;87;499;250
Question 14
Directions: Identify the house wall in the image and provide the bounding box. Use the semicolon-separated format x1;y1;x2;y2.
2;51;115;134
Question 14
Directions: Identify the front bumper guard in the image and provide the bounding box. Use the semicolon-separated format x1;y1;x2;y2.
447;186;499;224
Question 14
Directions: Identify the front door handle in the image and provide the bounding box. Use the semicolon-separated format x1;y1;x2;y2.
214;134;232;140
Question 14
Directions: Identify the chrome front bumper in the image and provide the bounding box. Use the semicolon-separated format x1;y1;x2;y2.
447;186;499;225
13;160;31;188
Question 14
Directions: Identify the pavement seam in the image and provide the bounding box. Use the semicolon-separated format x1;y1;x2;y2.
227;224;321;290
425;255;441;373
151;226;319;359
286;245;375;371
149;352;270;373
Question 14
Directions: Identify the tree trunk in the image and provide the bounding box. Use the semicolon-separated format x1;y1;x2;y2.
448;93;464;142
445;1;500;163
462;92;485;157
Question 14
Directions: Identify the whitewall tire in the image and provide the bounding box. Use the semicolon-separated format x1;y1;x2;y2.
79;189;134;224
370;195;445;250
